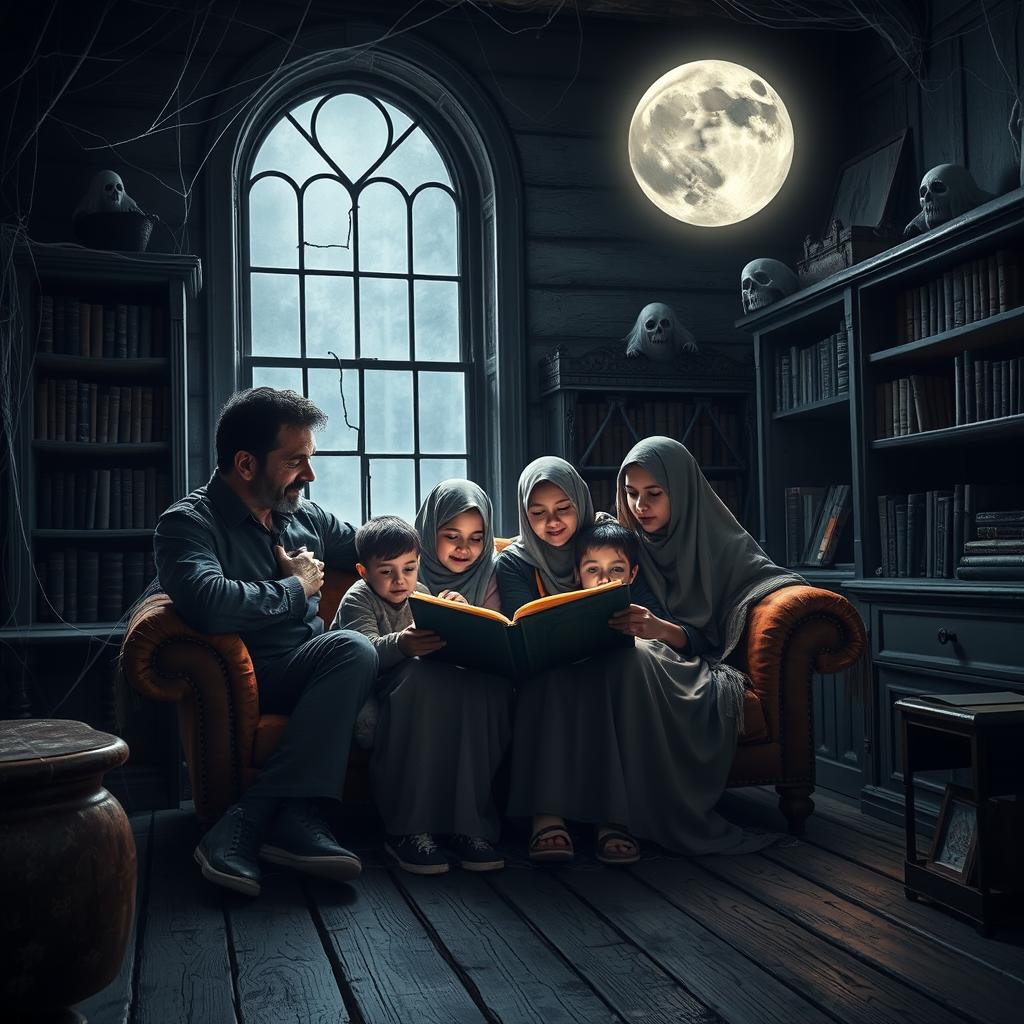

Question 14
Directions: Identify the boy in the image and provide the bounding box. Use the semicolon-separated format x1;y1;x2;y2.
574;520;640;590
334;516;506;875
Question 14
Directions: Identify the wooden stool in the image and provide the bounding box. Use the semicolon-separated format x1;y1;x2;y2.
0;720;136;1023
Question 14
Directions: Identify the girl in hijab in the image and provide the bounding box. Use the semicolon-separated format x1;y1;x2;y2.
496;456;688;863
363;479;512;874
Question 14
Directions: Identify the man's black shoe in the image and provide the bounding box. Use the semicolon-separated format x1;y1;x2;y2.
194;804;263;896
260;801;362;882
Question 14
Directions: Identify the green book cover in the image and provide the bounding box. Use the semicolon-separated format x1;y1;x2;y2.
409;581;634;678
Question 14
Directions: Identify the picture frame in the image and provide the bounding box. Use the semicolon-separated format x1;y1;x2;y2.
928;783;979;884
825;128;909;234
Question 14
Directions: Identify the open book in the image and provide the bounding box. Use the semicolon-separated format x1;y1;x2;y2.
408;580;634;678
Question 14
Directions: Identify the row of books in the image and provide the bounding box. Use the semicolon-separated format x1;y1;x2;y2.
877;485;1024;579
952;352;1024;423
773;330;849;412
37;467;171;530
34;380;170;444
874;374;954;437
894;249;1022;344
577;400;742;469
783;484;852;568
37;296;167;358
589;475;743;521
35;549;155;623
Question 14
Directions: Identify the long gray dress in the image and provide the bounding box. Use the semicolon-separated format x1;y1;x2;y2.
506;446;804;854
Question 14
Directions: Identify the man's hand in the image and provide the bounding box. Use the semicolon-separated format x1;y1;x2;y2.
274;544;324;599
437;590;468;604
398;626;446;657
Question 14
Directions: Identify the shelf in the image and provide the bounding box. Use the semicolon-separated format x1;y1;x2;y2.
868;304;1024;366
34;353;170;376
871;413;1024;449
0;623;127;643
843;577;1024;601
772;394;849;421
33;529;153;540
33;441;169;455
795;565;857;583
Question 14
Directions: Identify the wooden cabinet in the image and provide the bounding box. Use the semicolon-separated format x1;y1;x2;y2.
538;344;756;527
739;188;1024;820
0;238;201;811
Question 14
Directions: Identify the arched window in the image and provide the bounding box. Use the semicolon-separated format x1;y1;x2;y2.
213;40;525;531
243;90;469;525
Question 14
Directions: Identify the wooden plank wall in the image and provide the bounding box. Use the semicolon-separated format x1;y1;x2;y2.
1;0;842;471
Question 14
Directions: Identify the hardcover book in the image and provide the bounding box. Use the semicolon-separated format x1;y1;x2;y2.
409;580;634;679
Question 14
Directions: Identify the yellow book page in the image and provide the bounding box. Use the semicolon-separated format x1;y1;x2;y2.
511;579;623;623
408;591;513;626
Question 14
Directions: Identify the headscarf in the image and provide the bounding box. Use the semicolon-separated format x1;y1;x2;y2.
505;456;595;596
617;436;804;659
415;479;497;607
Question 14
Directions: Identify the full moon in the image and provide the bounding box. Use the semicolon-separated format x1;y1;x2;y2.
628;60;794;227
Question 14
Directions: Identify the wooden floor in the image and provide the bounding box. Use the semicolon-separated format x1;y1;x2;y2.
78;788;1024;1024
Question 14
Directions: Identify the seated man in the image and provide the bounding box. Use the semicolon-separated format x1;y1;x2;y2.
154;387;377;896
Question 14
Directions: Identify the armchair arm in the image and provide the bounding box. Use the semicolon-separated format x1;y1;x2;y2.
743;584;866;762
121;593;262;821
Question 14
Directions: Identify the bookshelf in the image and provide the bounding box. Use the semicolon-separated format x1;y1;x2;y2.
1;240;200;811
538;344;755;527
738;187;1024;821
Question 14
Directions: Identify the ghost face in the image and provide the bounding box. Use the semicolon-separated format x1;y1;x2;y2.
94;171;126;210
634;302;676;362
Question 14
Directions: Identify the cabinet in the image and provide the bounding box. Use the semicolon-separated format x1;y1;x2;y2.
738;188;1024;821
539;345;755;527
0;236;201;810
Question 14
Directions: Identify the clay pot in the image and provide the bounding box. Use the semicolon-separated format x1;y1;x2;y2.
0;720;136;1022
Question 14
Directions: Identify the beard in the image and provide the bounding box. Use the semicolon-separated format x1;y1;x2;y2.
252;470;304;513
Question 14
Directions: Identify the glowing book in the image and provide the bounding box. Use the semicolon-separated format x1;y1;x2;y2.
408;580;634;678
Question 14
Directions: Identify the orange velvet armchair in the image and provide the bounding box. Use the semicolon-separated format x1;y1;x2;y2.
122;552;865;833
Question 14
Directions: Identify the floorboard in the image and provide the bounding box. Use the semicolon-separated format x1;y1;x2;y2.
491;866;721;1024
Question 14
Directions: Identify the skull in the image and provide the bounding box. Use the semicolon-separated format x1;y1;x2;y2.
624;302;698;361
905;164;992;237
740;258;799;314
74;170;142;218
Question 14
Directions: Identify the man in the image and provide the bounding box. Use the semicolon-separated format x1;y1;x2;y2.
154;387;377;896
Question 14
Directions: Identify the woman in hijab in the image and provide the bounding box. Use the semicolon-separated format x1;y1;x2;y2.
496;456;688;863
364;479;512;873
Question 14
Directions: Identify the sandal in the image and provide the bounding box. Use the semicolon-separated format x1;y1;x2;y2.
596;827;640;866
528;823;575;863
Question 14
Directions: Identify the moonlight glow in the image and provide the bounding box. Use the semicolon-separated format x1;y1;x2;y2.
628;60;794;227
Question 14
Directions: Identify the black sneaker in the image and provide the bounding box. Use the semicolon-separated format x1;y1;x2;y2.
384;833;450;875
194;804;263;896
259;801;362;882
450;834;504;872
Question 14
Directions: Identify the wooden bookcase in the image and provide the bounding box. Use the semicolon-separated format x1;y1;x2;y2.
0;239;201;812
538;344;755;528
738;188;1024;821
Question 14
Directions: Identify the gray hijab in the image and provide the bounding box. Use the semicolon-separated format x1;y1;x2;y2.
415;479;496;607
617;436;804;658
506;456;595;596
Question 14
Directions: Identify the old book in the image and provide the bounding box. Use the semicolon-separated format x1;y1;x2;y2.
925;489;935;577
836;330;849;393
955;564;1024;580
118;385;131;442
120;467;133;528
126;305;140;358
878;495;891;577
976;525;1024;539
987;253;999;317
97;392;110;444
110;468;122;529
38;294;53;352
964;264;975;323
953;270;965;327
409;581;633;679
953;354;963;425
953;483;965;572
102;305;115;358
907;492;925;577
141;387;154;443
974;360;986;420
130;385;143;443
886;495;898;574
85;469;98;530
115;304;128;358
816;484;852;567
895;498;908;576
975;509;1024;525
964;539;1024;554
108;387;121;444
76;380;89;442
89;382;98;441
960;554;1024;566
937;494;954;577
942;270;954;331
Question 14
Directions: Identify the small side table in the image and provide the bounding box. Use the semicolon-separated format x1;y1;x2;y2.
897;693;1024;935
0;719;136;1023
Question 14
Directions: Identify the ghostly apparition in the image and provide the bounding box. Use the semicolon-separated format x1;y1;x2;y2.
740;258;799;314
903;165;993;238
623;302;698;361
73;170;143;219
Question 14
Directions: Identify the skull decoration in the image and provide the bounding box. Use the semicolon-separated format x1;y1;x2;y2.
740;258;799;314
903;164;992;238
73;170;143;219
623;302;698;361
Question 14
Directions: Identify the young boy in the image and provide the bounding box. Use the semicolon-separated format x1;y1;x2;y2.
574;520;640;591
334;515;506;875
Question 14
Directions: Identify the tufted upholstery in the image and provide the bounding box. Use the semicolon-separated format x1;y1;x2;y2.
122;542;865;832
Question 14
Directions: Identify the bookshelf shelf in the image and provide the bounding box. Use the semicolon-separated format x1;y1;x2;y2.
34;354;171;375
739;188;1024;822
868;304;1024;365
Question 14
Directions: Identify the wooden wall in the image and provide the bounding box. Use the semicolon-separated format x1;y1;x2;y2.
3;1;844;484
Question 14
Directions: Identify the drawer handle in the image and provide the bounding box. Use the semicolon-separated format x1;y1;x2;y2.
937;628;958;646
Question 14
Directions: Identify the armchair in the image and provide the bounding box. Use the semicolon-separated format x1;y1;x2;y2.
122;560;865;833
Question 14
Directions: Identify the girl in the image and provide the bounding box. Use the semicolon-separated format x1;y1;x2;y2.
496;456;682;864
